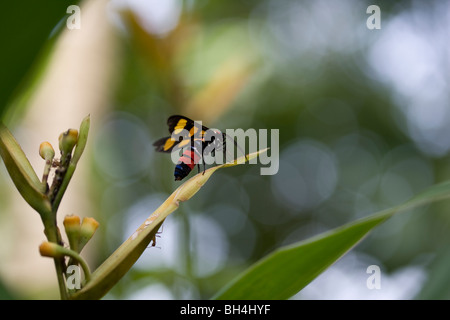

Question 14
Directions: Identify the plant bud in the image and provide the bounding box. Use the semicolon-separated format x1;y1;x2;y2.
59;129;78;155
79;217;100;252
39;241;64;258
63;215;81;252
39;142;55;161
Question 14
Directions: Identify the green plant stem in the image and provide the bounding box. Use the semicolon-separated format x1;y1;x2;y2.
62;251;91;284
47;116;90;298
53;256;68;300
41;210;68;299
41;159;52;185
51;162;75;212
51;115;90;213
181;210;193;281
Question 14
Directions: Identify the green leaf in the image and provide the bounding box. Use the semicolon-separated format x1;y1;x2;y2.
0;121;51;216
0;1;80;117
71;114;90;166
70;149;268;300
213;180;450;300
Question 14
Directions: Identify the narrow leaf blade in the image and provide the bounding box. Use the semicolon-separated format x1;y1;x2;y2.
213;180;450;300
0;121;51;215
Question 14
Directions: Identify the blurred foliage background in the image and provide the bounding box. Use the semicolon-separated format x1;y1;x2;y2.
1;0;450;299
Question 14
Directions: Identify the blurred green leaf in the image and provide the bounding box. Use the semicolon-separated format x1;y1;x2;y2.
0;0;79;116
213;180;450;300
0;278;17;300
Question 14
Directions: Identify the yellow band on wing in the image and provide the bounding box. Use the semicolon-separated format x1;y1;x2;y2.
173;119;188;135
163;138;175;151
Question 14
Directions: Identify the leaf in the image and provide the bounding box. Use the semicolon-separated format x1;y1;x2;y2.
212;180;450;300
0;121;51;216
0;1;82;116
70;148;268;300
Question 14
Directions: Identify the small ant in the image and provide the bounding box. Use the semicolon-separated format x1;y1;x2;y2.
148;225;164;249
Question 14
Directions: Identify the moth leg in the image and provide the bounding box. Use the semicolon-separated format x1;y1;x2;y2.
201;147;207;175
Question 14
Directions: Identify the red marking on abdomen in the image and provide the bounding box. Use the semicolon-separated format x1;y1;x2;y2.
179;149;201;169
